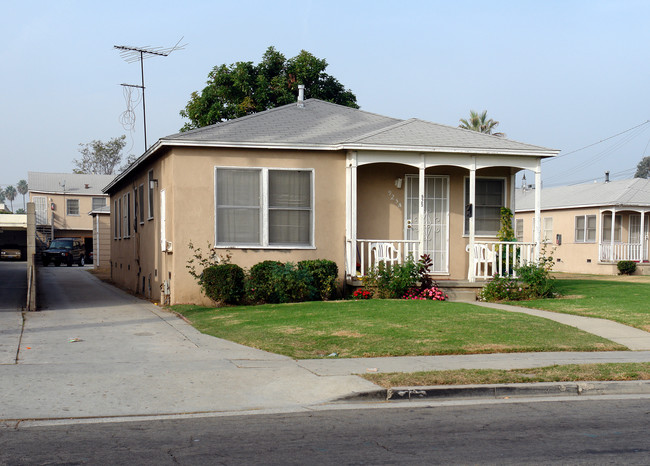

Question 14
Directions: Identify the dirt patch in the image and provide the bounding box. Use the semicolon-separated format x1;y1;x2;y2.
462;344;514;352
278;327;305;334
560;295;585;299
332;330;364;338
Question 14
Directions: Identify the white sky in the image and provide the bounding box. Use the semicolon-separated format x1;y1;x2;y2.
2;0;649;189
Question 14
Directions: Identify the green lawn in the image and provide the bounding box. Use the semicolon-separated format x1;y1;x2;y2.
362;362;650;387
508;278;650;331
172;300;623;359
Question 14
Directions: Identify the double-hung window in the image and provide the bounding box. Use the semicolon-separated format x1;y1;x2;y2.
464;178;505;236
66;199;80;216
515;218;524;242
215;167;313;247
123;192;131;238
92;197;106;211
575;215;596;242
601;214;622;242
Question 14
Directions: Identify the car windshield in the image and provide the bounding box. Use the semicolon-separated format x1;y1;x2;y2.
49;240;73;249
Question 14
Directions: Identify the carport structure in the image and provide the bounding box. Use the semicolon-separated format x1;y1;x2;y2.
0;213;27;260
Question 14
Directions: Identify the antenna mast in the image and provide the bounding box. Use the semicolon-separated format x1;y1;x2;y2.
114;38;186;152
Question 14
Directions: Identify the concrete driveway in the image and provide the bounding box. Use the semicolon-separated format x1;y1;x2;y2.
0;266;376;421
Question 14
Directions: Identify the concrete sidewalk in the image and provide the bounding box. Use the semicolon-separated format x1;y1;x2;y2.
2;267;650;422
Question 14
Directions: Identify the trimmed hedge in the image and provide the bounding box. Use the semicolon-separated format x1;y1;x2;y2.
201;263;246;304
298;259;339;300
617;260;637;275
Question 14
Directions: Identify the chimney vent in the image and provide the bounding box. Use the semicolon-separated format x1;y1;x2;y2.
84;184;90;189
297;84;305;108
605;171;610;183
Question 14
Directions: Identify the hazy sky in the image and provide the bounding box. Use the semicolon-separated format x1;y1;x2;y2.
2;0;649;190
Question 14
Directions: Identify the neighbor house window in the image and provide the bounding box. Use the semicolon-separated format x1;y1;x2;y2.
92;197;106;211
515;218;524;242
147;170;154;220
66;199;80;216
138;184;144;224
123;192;131;238
215;167;313;247
117;197;122;240
543;217;553;243
114;200;119;239
601;213;622;242
464;178;505;236
575;215;596;242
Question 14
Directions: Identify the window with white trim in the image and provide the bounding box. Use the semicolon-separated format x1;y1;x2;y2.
92;197;106;211
117;197;122;240
138;184;145;224
147;170;154;220
66;199;80;216
601;213;622;242
123;192;131;238
575;215;596;243
114;200;119;239
515;218;524;242
215;167;313;247
543;217;553;243
464;178;505;236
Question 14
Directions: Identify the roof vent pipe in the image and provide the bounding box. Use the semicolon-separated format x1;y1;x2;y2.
297;84;305;108
605;171;610;183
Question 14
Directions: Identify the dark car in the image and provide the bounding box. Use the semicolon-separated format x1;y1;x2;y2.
42;238;86;267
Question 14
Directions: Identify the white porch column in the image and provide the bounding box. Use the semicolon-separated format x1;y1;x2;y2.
534;161;542;261
418;156;426;261
468;161;476;282
510;172;516;235
345;151;358;277
610;207;616;261
641;210;646;261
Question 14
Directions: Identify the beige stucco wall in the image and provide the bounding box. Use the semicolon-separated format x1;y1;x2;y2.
515;207;645;274
92;213;111;274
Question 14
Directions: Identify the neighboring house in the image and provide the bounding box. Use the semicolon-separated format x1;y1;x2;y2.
28;172;114;254
515;177;650;274
89;204;111;274
104;96;557;305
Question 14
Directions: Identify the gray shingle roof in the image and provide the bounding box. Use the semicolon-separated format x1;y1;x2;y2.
28;172;115;196
516;178;650;211
165;99;555;153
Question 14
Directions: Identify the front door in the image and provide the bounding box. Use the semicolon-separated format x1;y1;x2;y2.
405;175;449;273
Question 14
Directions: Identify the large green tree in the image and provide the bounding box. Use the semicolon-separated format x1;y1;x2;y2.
634;156;650;178
180;47;358;131
459;110;505;137
16;179;28;211
73;135;127;175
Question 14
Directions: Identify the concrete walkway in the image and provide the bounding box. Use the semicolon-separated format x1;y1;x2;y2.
1;266;650;422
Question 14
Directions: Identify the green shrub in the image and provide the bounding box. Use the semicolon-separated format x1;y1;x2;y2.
617;260;637;275
298;259;339;300
478;275;528;302
248;261;317;304
201;264;245;304
515;262;556;298
364;260;419;299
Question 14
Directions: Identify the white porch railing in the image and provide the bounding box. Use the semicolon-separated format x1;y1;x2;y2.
599;242;643;262
469;241;537;280
346;239;420;280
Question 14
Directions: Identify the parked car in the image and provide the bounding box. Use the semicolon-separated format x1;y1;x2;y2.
0;246;21;260
42;238;86;267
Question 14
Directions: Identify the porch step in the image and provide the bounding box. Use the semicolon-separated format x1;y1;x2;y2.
435;280;485;303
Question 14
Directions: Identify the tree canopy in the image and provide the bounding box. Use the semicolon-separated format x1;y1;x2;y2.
73;135;127;175
4;186;17;211
180;46;359;131
16;179;28;211
634;156;650;178
459;110;505;137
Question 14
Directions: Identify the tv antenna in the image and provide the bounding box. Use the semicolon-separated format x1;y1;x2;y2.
114;37;186;151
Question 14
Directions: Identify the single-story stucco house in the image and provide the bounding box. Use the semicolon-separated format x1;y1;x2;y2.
104;94;558;305
515;177;650;274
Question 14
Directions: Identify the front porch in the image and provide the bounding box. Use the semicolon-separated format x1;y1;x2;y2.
598;207;650;263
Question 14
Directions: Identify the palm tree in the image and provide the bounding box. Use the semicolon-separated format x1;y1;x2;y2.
16;179;28;211
4;186;17;212
459;110;505;137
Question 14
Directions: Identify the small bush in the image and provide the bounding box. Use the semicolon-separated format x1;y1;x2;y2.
364;260;419;299
478;275;528;302
352;288;373;300
403;286;448;301
617;260;637;275
298;259;339;300
515;262;556;298
201;264;245;305
248;261;317;304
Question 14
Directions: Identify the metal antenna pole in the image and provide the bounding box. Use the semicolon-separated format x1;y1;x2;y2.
114;38;186;152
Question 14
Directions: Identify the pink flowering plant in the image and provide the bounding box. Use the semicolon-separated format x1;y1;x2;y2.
402;286;448;301
352;288;373;300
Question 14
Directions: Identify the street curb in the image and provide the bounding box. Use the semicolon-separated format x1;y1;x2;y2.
335;380;650;402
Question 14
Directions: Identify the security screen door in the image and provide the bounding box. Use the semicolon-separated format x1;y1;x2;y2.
405;175;449;273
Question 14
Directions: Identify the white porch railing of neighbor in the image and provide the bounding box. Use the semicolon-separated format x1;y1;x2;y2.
599;242;642;262
469;241;537;280
346;239;420;279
